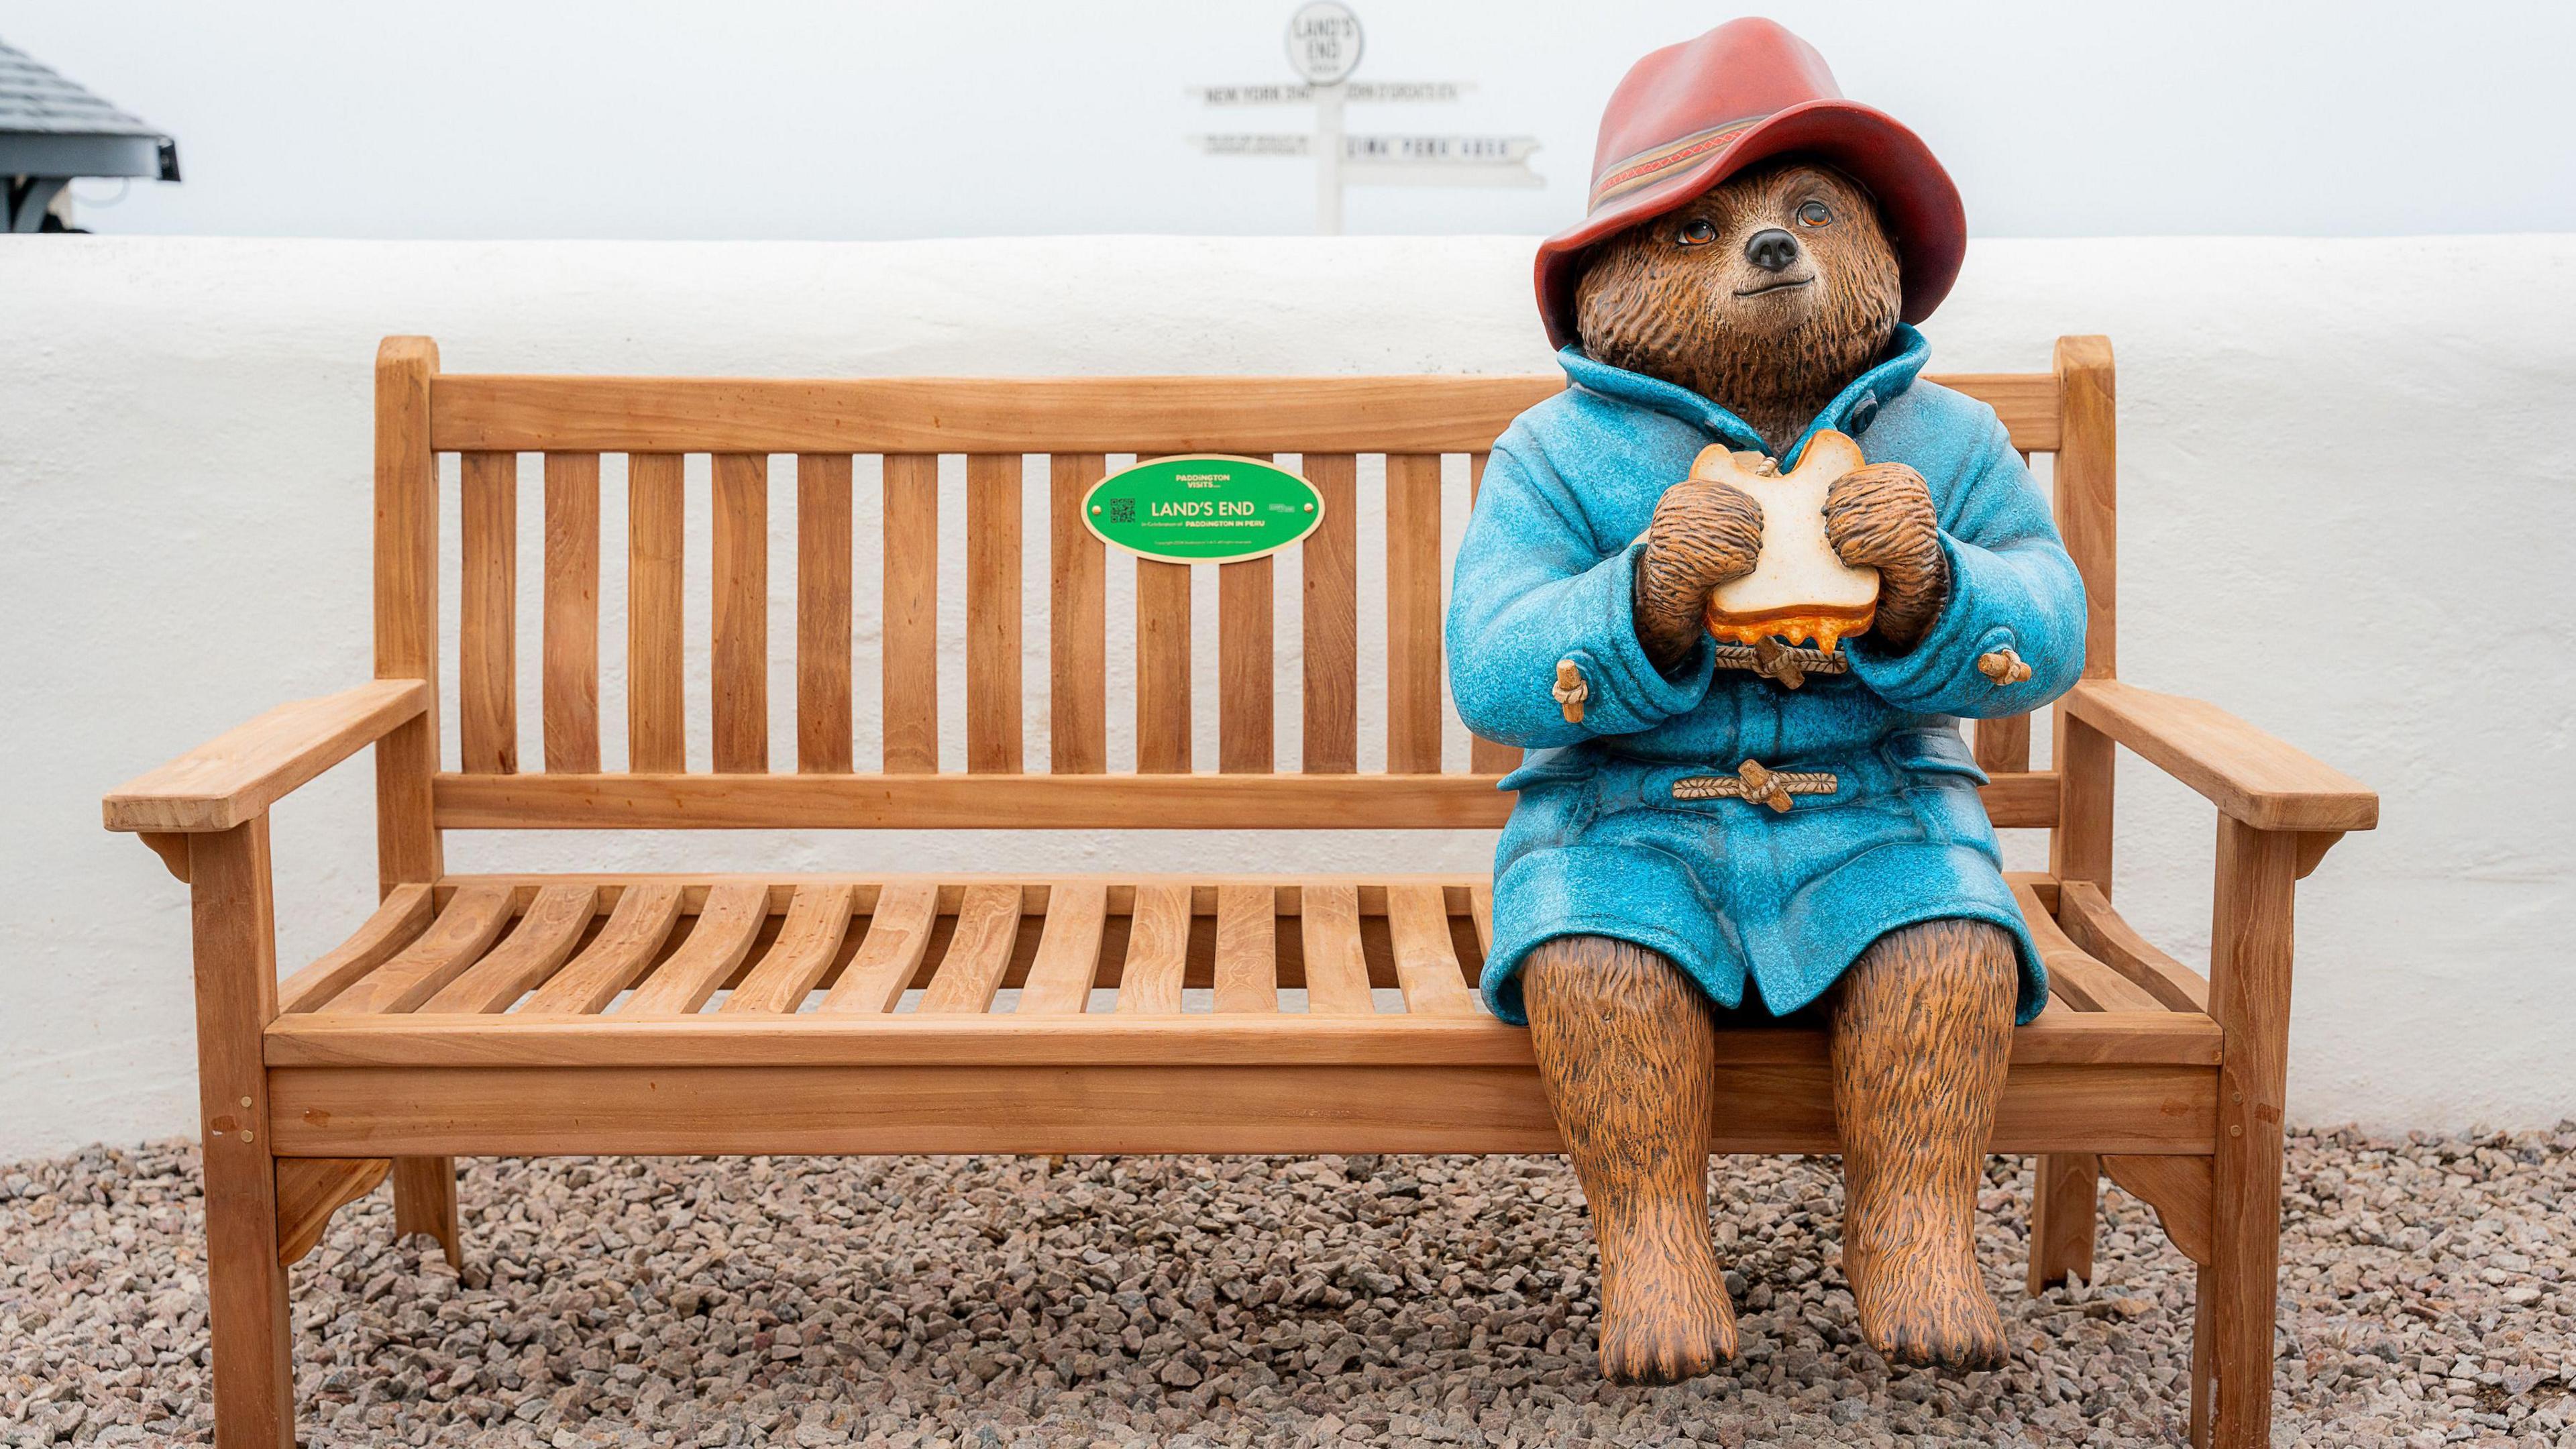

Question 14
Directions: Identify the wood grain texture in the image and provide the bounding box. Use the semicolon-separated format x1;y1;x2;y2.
1974;713;2030;777
796;453;855;772
2027;1150;2101;1293
1049;453;1109;773
274;1157;389;1266
2104;1152;2214;1267
521;883;684;1015
2057;880;2211;1014
319;883;515;1015
626;453;688;772
1464;451;1520;777
1297;883;1375;1016
266;1001;2221;1070
2053;336;2116;680
457;450;517;773
721;883;857;1014
881;453;939;773
419;884;598;1013
712;453;769;772
2053;712;2116;896
816;881;938;1014
1385;453;1444;773
2010;879;2165;1014
374;337;443;894
1387;881;1479;1016
920;884;1022;1014
541;451;602;772
1214;883;1277;1014
1300;452;1358;773
432;769;2058;831
1220;556;1275;773
1114;883;1191;1014
966;453;1024;773
623;883;769;1015
1016;881;1110;1015
2207;818;2299;1449
277;884;435;1014
186;822;296;1447
107;680;429;834
390;1155;458;1267
1136;560;1191;773
2066;680;2379;833
269;1059;2213;1159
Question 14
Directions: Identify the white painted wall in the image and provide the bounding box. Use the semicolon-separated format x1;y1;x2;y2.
3;233;2569;1159
13;0;2576;241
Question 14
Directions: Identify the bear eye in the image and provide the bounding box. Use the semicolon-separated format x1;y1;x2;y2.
1796;200;1833;227
1676;217;1718;247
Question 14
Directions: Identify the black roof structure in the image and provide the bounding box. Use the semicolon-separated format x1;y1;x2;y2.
2;36;179;231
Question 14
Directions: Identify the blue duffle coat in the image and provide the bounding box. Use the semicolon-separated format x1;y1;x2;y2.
1446;325;2087;1026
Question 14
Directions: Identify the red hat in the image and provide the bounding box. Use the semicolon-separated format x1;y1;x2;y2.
1536;19;1966;349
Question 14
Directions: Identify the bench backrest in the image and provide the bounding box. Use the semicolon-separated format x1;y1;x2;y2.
372;336;2112;849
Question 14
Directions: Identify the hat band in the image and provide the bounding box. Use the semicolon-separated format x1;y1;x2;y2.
1587;113;1770;213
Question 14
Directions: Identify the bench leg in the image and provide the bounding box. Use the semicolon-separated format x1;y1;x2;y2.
392;1156;461;1267
191;822;297;1448
2026;1151;2100;1293
2207;818;2297;1449
2188;1263;2218;1448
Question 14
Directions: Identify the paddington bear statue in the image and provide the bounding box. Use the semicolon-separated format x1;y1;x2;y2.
1447;20;2087;1383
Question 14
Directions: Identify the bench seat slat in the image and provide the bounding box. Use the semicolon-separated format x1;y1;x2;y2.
1114;883;1191;1014
919;883;1022;1014
2057;880;2213;1014
1016;882;1110;1015
520;883;685;1015
720;884;858;1014
1214;883;1277;1013
622;883;767;1014
816;881;939;1014
278;884;437;1015
420;885;598;1014
320;884;515;1014
1389;882;1481;1017
2012;879;2167;1014
1298;884;1375;1016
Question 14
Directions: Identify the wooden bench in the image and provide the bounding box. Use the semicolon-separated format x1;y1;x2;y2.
104;334;2373;1449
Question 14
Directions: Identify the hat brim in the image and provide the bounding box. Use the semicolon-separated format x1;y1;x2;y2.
1535;98;1966;349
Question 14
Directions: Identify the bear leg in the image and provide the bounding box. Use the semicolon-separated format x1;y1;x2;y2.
1523;934;1737;1384
1829;917;2018;1371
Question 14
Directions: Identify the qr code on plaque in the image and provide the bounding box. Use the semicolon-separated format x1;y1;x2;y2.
1107;497;1136;524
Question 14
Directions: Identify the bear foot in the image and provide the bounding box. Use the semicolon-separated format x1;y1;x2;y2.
1845;1229;2006;1372
1594;1223;1739;1385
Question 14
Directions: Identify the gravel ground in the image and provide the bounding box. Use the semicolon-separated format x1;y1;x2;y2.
2;1128;2569;1448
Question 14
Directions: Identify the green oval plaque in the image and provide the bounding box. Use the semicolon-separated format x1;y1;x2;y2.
1081;454;1325;564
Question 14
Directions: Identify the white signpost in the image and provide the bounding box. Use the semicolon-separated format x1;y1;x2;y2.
1191;3;1540;234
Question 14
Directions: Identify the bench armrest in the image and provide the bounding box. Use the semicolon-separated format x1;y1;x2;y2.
102;679;429;833
2063;679;2378;834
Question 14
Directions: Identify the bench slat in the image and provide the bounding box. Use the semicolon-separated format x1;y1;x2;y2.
1464;451;1520;777
1214;883;1277;1012
796;454;855;773
1049;454;1109;773
1301;453;1359;773
2057;881;2212;1014
2012;879;2167;1013
1386;453;1444;773
919;883;1022;1014
1138;558;1191;772
1220;551;1275;773
1468;883;1495;958
626;454;688;771
321;884;515;1014
712;455;769;773
623;883;767;1014
1389;882;1481;1017
458;451;517;774
521;883;685;1015
1298;883;1375;1016
1016;881;1110;1015
880;453;940;773
1114;883;1192;1014
816;881;938;1014
721;883;858;1014
966;453;1023;773
543;451;602;773
278;884;436;1015
420;885;598;1014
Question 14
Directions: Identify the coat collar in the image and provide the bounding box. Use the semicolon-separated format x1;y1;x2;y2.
1556;323;1930;467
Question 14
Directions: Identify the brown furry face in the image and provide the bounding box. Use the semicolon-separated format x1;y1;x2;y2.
1574;158;1901;454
